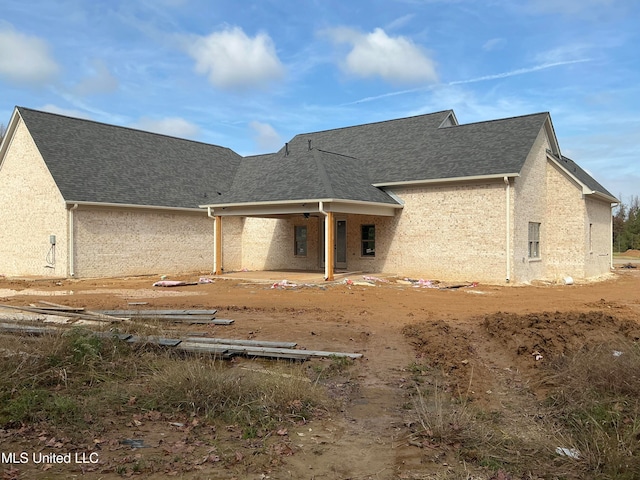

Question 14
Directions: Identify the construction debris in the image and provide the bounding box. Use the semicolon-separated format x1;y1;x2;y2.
0;321;57;335
402;278;478;289
184;337;298;348
0;304;127;323
0;300;360;361
0;321;362;362
362;275;389;283
271;279;297;289
153;280;198;287
93;309;232;325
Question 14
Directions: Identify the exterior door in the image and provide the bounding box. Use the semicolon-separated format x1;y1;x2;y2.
319;218;348;269
335;219;347;268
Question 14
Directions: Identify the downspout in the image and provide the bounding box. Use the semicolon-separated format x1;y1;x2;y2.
610;203;617;271
68;204;78;277
504;177;511;283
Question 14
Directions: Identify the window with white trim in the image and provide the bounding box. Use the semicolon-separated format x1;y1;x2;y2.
528;222;540;259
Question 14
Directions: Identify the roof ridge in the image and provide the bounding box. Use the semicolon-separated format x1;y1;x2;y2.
16;106;237;154
293;109;454;138
452;111;549;128
312;149;335;198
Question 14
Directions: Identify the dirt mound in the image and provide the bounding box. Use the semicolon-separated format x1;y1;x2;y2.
402;320;493;399
622;249;640;257
401;311;640;402
482;311;640;365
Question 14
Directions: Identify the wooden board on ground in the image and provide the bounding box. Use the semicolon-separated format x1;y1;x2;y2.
0;322;57;335
184;337;297;348
94;309;218;316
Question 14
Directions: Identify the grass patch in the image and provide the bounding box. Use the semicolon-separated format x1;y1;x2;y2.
0;327;330;441
407;340;640;479
143;358;327;429
545;341;640;479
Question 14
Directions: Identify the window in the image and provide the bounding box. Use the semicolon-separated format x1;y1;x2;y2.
294;226;307;256
361;225;375;257
589;223;593;253
528;222;540;259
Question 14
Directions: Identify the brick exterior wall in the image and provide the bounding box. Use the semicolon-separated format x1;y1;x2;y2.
0;118;68;277
239;217;320;271
543;161;587;280
73;208;219;278
220;216;244;273
512;127;550;283
584;197;613;278
376;183;508;281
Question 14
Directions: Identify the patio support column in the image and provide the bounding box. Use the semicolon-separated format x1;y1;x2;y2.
214;215;222;275
324;211;335;281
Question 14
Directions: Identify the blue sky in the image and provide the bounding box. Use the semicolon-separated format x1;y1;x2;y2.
1;0;638;202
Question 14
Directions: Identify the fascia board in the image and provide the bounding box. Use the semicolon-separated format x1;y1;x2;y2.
0;108;22;169
199;198;403;209
202;198;402;217
372;173;520;188
585;191;620;204
65;201;205;213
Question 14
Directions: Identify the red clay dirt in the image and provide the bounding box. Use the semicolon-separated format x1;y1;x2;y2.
0;268;639;479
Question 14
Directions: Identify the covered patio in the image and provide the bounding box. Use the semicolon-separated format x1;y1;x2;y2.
203;199;402;281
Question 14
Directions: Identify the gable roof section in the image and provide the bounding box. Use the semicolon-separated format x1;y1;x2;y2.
17;107;242;210
282;111;550;186
216;148;398;205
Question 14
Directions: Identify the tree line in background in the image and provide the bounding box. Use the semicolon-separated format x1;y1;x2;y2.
614;196;640;252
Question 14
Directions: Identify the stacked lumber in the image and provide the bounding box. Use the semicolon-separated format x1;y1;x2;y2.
93;309;233;325
0;302;362;361
0;302;127;324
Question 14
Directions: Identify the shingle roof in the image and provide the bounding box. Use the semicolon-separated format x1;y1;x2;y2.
284;111;550;184
15;106;615;209
559;155;616;199
217;149;398;205
18;107;241;209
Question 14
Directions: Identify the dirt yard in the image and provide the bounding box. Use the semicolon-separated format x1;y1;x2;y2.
1;267;639;480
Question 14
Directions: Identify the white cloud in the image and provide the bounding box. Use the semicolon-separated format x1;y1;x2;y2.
185;26;285;90
131;117;200;138
73;59;118;96
0;25;59;86
249;121;282;151
325;27;438;84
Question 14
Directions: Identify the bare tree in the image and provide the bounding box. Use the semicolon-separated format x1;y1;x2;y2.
0;123;6;143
